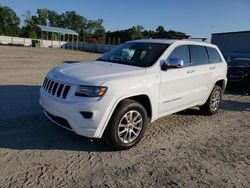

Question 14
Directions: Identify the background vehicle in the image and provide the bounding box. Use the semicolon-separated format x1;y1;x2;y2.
40;39;227;149
227;58;250;94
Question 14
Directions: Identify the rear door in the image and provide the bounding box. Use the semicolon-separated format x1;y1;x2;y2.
207;46;225;81
189;45;212;102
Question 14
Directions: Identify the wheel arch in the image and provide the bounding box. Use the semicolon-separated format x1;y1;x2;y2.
201;78;227;106
111;94;153;123
215;79;226;91
125;95;152;120
98;94;153;138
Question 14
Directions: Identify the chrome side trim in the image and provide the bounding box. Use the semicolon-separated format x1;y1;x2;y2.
163;97;182;104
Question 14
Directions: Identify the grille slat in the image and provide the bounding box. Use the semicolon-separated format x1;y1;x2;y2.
48;81;54;93
57;84;64;97
62;85;70;99
60;85;66;98
43;78;48;88
50;82;55;94
52;83;58;95
54;83;60;95
42;77;70;99
45;78;49;88
45;80;51;91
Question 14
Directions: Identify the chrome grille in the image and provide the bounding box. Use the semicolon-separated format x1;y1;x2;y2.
42;77;70;99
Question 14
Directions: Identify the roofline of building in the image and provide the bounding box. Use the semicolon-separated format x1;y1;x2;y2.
212;31;250;35
36;25;79;35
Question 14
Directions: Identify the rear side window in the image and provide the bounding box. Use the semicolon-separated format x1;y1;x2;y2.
190;45;209;66
168;45;190;66
207;47;222;63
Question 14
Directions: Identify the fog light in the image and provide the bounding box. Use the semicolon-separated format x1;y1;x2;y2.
80;111;93;119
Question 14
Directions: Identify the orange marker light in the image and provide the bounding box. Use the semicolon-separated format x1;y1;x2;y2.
98;87;107;96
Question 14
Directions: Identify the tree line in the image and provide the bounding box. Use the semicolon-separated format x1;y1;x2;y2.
0;6;188;44
106;25;189;44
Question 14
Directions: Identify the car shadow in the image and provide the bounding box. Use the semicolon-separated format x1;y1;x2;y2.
223;90;250;112
0;85;112;152
225;88;249;96
0;85;249;151
221;99;250;112
176;108;205;116
175;92;250;116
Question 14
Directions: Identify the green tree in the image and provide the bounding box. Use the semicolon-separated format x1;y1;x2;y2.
0;7;188;44
112;37;116;45
20;9;107;42
117;37;121;45
37;8;48;25
106;25;188;43
156;25;166;34
47;10;63;27
155;25;168;38
21;10;38;38
62;11;87;32
167;30;188;39
130;25;144;40
86;19;106;43
0;6;20;36
142;29;155;39
107;36;111;44
62;11;87;41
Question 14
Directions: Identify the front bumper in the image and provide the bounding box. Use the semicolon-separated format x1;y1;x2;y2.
39;87;115;138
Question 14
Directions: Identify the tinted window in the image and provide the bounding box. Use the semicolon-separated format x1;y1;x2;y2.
98;43;169;67
168;45;190;66
190;45;209;66
207;47;221;63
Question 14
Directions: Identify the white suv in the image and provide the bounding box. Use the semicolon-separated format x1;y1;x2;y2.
39;39;227;149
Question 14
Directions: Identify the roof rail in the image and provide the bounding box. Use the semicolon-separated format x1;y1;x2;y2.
185;37;208;42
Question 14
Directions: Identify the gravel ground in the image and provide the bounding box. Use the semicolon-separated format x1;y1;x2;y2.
0;46;249;187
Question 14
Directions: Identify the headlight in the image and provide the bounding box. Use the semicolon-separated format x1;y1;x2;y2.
75;86;107;97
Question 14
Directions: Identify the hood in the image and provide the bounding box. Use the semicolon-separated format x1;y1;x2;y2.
48;61;146;86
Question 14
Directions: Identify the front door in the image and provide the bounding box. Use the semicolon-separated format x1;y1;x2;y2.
158;45;196;115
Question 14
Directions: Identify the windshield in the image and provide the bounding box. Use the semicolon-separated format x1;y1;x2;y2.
98;42;169;67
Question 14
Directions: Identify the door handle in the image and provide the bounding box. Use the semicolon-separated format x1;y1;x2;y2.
187;70;195;74
210;66;216;70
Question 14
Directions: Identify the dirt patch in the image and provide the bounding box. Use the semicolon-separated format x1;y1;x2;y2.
0;46;249;187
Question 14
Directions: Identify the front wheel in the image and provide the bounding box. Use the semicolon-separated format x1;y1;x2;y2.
104;99;148;150
200;85;223;115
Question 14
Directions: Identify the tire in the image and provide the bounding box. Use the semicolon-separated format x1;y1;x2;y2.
200;85;223;115
104;99;148;150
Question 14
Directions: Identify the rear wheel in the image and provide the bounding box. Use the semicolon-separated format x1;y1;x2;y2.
200;85;223;115
104;99;148;150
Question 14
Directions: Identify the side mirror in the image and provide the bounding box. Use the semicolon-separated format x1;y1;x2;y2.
161;58;184;70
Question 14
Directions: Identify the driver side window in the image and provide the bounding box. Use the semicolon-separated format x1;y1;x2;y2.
168;45;190;67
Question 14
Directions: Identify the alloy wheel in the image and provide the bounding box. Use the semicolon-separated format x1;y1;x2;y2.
117;110;143;144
